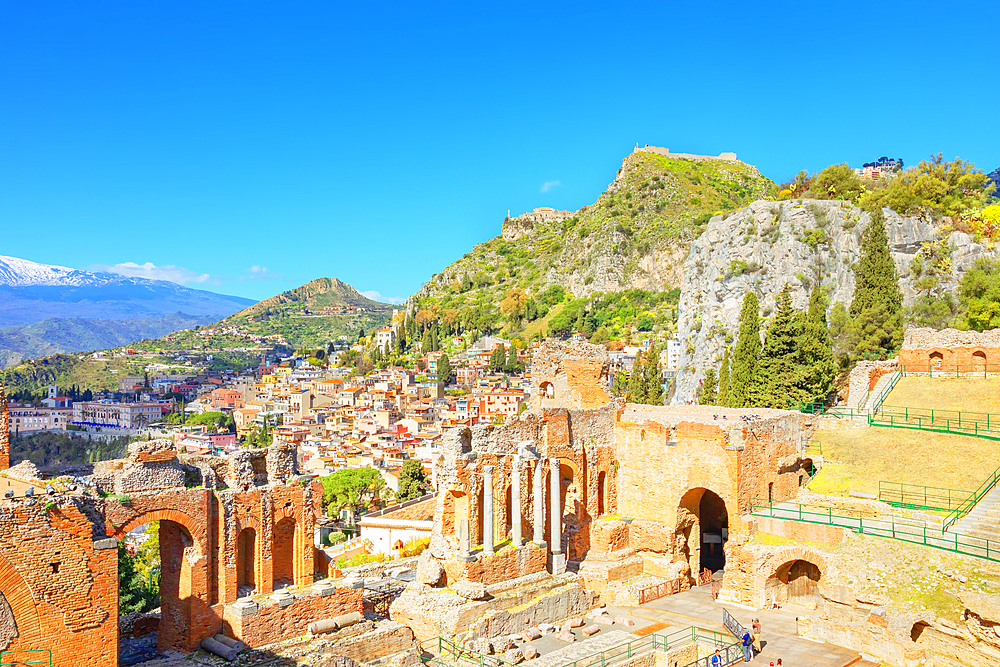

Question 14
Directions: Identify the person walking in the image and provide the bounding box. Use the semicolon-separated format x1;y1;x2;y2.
741;627;754;662
752;618;762;655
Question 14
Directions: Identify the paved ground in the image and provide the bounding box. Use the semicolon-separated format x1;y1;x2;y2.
637;585;861;667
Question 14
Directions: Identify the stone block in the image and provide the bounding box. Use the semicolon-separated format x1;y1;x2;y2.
127;439;177;464
555;630;575;642
503;648;524;665
523;646;538;660
453;581;487;600
522;627;541;641
567;618;584;628
538;623;557;635
595;616;614;626
614;616;634;627
582;625;600;636
416;553;445;587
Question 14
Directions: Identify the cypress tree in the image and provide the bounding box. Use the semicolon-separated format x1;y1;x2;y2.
506;342;519;372
850;207;904;357
626;351;647;403
699;368;718;405
717;347;731;407
757;285;808;408
729;292;762;408
645;343;663;405
799;285;837;402
438;354;452;383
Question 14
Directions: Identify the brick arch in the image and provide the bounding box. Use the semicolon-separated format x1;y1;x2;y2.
0;551;41;647
752;547;829;607
112;508;204;554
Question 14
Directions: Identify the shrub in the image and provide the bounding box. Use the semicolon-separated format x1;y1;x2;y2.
327;530;347;546
398;537;430;558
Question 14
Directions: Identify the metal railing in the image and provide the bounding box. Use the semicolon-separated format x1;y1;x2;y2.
900;362;1000;377
637;577;683;604
867;371;901;413
944;465;1000;531
751;498;1000;563
433;627;740;667
0;650;52;667
878;481;972;512
789;403;864;420
870;408;1000;441
803;440;823;455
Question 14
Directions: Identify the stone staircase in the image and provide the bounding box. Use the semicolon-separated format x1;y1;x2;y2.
861;371;899;413
952;484;1000;543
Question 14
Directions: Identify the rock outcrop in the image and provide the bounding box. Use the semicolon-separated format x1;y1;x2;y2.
672;199;994;403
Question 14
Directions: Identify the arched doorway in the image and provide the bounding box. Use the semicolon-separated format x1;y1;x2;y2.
540;382;555;399
767;559;821;609
272;518;297;589
237;527;258;595
677;488;729;576
930;351;944;369
911;621;930;643
974;350;987;370
504;485;512;540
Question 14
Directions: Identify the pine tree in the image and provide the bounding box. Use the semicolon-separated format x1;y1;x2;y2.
421;329;432;352
717;347;731;407
799;285;836;402
437;354;452;384
626;352;647;403
850;207;904;357
729;293;762;408
699;368;718;405
644;343;663;405
430;326;439;352
505;343;519;373
756;285;808;408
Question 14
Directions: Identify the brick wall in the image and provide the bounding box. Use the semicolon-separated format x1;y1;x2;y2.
223;587;363;647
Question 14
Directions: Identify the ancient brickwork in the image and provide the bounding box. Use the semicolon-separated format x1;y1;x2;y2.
898;326;1000;372
0;381;9;471
0;432;323;664
223;587;363;646
530;341;612;411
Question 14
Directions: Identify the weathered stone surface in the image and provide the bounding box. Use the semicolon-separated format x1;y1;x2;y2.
127;439;177;464
4;460;41;483
416;553;445;587
114;460;186;493
470;637;493;655
567;618;584;628
582;625;600;636
503;648;524;664
453;581;487;600
522;627;541;641
555;630;575;642
614;616;634;627
523;645;538;660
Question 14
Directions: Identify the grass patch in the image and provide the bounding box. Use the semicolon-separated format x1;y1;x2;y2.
883;377;1000;415
809;426;1000;495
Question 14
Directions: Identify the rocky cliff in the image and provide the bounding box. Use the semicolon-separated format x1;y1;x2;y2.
415;149;775;306
672;199;993;404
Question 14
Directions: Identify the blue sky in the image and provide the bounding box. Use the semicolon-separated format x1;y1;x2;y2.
2;1;997;303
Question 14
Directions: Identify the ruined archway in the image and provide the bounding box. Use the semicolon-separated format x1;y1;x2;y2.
0;552;40;651
504;484;512;539
114;510;205;653
911;621;930;643
678;487;729;576
597;470;607;516
540;382;555;399
767;559;821;609
237;527;258;595
930;351;944;368
974;350;987;369
272;517;297;589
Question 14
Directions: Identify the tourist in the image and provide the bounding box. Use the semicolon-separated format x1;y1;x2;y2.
711;649;722;667
742;627;754;662
752;618;762;654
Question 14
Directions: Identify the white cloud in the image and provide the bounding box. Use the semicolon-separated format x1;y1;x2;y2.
91;261;212;285
540;180;562;193
237;266;283;281
361;290;407;305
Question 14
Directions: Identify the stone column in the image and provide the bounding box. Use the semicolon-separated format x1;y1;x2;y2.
458;517;475;562
549;458;561;556
483;466;495;556
549;458;566;575
511;456;522;548
533;459;546;548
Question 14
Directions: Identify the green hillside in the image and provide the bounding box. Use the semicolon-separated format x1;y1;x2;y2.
414;150;775;338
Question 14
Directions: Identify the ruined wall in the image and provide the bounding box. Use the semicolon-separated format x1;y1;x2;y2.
0;498;117;666
223;586;363;647
443;543;546;585
0;380;8;471
530;341;612;411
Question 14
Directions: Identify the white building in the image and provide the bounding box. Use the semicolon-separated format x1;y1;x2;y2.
359;494;435;556
375;327;396;349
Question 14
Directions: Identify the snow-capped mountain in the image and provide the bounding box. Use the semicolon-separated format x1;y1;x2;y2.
0;254;255;327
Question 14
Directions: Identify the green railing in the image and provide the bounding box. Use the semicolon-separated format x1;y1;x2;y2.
870;408;1000;441
878;481;972;512
433;627;740;667
866;370;900;413
900;362;1000;377
789;403;865;420
944;465;1000;531
751;498;1000;563
0;650;52;667
803;440;822;455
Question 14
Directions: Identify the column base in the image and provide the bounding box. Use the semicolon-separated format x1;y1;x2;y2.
548;552;566;575
533;540;547;550
458;553;477;563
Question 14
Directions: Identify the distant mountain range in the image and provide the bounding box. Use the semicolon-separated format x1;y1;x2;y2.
0;254;256;366
0;255;255;327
